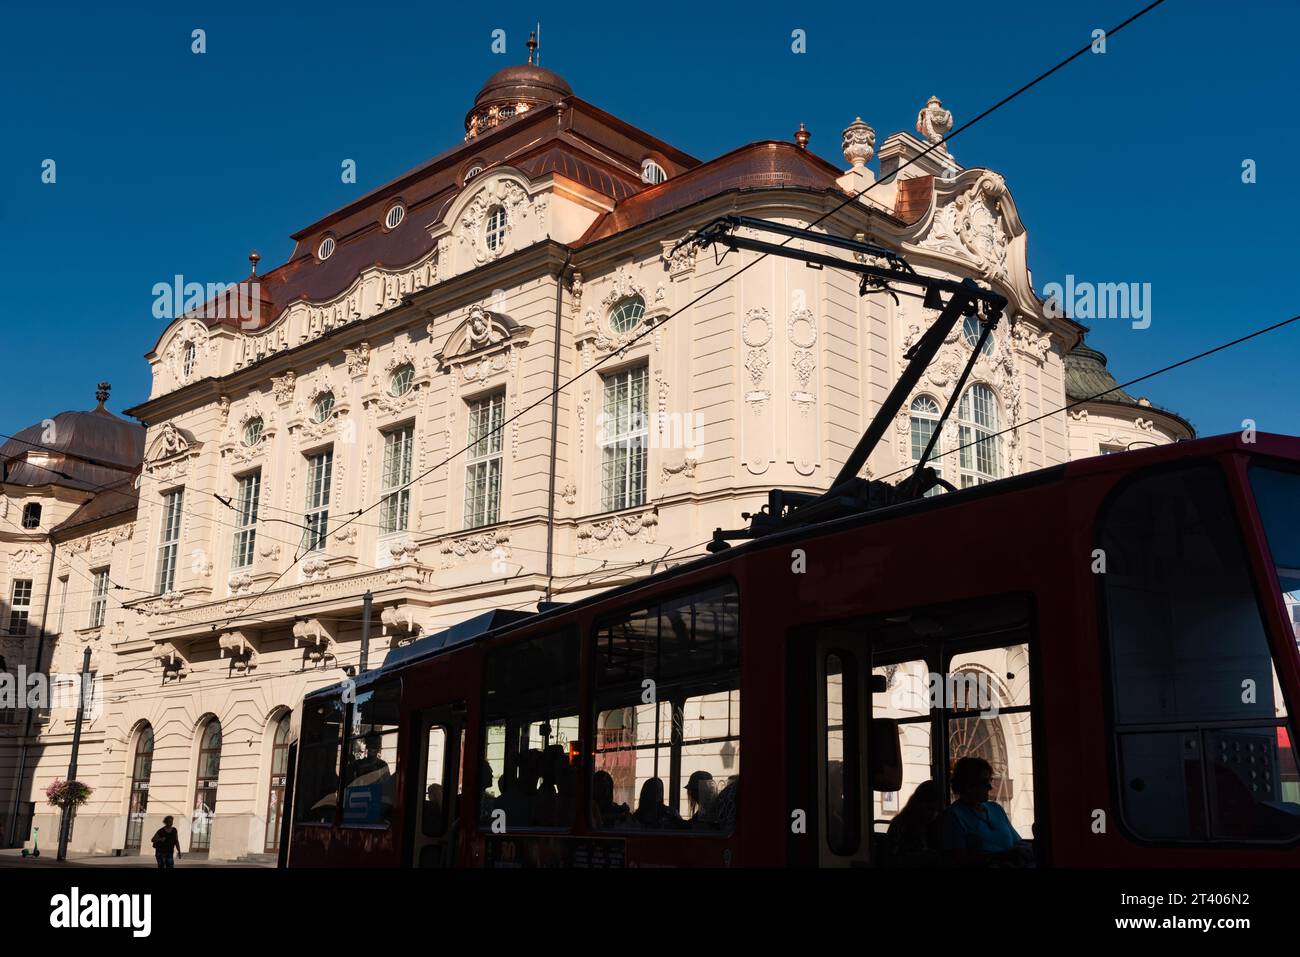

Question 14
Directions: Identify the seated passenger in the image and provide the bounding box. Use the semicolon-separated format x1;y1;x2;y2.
424;783;444;830
714;775;738;828
631;777;680;829
684;770;718;828
591;770;629;828
941;757;1032;867
883;780;941;866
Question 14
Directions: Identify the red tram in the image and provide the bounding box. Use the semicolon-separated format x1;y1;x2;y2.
286;432;1300;868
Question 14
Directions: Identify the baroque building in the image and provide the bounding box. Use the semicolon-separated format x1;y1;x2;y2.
1;55;1190;858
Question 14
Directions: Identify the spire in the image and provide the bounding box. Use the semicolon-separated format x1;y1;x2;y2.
526;30;538;65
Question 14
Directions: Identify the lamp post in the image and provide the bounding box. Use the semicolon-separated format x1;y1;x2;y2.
56;647;92;862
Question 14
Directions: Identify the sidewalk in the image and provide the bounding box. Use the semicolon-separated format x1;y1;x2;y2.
0;848;275;868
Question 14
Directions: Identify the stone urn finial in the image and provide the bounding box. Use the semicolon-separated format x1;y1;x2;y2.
916;95;954;147
841;116;876;168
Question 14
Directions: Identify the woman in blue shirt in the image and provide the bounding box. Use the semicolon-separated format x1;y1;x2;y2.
941;757;1032;866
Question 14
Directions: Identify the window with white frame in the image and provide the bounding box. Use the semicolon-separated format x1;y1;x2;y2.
962;316;995;357
485;206;507;252
183;341;198;378
55;576;69;633
641;159;667;185
303;450;332;552
957;384;1001;487
909;395;945;495
600;365;649;512
7;579;32;635
89;569;109;629
156;489;184;594
380;425;414;535
464;393;504;528
384;204;405;230
232;470;261;569
609;295;645;335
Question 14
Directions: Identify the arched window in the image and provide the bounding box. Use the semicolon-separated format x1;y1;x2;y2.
957;384;1001;487
464;164;484;182
125;725;154;851
20;503;41;529
484;206;507;252
182;341;198;378
641;159;667;185
962;316;995;357
608;295;645;335
384;204;405;230
908;396;944;495
192;718;222;852
265;712;292;852
243;417;264;447
312;392;335;424
317;236;335;261
389;363;414;397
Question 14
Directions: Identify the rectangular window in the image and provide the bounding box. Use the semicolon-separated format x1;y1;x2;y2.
231;470;260;569
89;569;109;629
464;394;504;528
7;579;33;636
380;425;414;535
341;682;401;827
600;366;648;512
296;696;344;825
156;489;184;594
592;581;740;832
480;629;580;830
55;576;69;634
1103;465;1300;842
303;451;332;552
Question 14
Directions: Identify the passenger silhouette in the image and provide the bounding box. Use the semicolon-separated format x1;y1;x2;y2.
883;780;942;866
632;777;679;829
941;757;1031;866
591;770;629;828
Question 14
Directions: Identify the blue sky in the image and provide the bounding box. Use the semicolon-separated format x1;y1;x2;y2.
2;0;1296;442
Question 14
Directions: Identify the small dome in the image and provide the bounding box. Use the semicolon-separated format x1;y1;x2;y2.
465;63;572;139
0;388;144;489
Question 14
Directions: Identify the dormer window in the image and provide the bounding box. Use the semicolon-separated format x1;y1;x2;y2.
312;392;336;423
641;159;667;185
182;342;197;378
389;363;415;397
465;165;484;182
20;503;41;529
384;204;405;230
485;206;508;252
317;236;336;261
243;417;264;447
609;295;646;335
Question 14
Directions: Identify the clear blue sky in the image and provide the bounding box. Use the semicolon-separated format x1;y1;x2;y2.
2;0;1296;442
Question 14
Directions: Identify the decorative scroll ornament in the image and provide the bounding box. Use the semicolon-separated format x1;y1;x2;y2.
345;342;371;379
292;619;338;668
271;371;296;406
661;237;698;278
576;510;659;554
662;457;698;481
156;641;189;680
439;530;510;568
919;173;1010;280
218;630;259;673
381;604;423;638
458;178;532;265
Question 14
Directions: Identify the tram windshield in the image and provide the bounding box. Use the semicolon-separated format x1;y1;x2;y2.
1250;465;1300;641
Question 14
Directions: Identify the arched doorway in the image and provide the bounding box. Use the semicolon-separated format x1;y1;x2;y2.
264;712;291;852
192;718;222;852
125;725;153;852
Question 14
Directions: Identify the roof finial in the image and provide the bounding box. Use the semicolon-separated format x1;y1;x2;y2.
95;382;111;407
249;249;260;277
794;122;811;150
526;30;538;65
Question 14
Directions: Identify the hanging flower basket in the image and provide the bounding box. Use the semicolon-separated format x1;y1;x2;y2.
45;779;92;809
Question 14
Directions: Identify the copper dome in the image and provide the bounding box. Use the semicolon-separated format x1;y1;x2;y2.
465;64;573;139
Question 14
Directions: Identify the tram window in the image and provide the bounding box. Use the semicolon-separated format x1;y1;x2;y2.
341;683;400;827
296;696;343;825
480;629;580;830
1249;466;1300;615
871;659;933;832
826;653;861;855
946;646;1035;840
592;581;740;832
1102;465;1300;842
422;726;449;838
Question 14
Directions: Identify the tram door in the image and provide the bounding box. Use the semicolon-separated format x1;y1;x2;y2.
814;632;897;867
409;704;466;868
